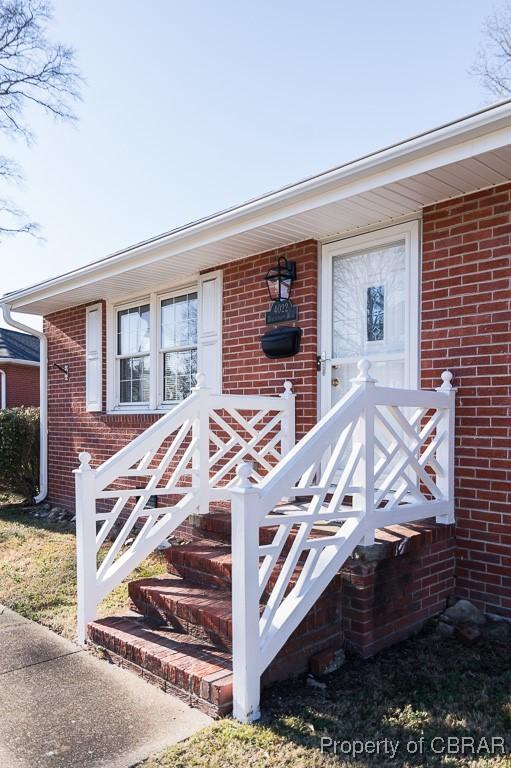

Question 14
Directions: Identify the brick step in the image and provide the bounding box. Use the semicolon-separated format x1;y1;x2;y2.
87;615;233;718
165;537;305;594
166;540;233;589
129;575;233;650
186;511;231;544
167;521;340;590
187;505;340;548
129;572;342;654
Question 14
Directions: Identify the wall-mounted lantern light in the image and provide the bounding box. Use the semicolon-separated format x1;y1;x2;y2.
265;256;297;302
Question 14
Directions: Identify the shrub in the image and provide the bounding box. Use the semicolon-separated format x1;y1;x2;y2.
0;407;39;500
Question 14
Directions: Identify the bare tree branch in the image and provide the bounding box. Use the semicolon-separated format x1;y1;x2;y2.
471;1;511;97
0;0;81;237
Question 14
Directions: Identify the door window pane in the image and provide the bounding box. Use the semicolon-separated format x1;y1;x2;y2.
163;349;197;401
332;242;405;359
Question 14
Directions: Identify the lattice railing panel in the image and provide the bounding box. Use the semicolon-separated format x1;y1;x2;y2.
75;380;295;642
231;362;455;723
208;405;287;488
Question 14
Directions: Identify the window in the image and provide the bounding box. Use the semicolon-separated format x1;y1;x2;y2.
116;303;150;404
108;273;222;412
160;292;198;402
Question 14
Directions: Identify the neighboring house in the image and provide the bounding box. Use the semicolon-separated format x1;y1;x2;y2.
1;100;511;720
0;328;40;409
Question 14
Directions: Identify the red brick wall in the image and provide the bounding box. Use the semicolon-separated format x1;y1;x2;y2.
221;239;318;440
421;184;511;619
45;303;160;509
44;239;319;510
0;363;39;407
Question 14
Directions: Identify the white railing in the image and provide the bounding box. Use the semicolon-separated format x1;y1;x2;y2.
74;375;295;643
230;360;455;722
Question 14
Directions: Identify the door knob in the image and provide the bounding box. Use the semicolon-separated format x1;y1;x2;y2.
331;377;340;387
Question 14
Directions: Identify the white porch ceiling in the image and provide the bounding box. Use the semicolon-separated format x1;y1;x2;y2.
5;102;511;316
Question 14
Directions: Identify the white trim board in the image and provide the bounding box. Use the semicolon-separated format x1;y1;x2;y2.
0;358;39;367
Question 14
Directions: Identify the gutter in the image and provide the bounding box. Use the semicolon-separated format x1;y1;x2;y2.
0;304;47;504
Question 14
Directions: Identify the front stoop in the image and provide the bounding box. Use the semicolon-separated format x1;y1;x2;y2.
88;514;455;717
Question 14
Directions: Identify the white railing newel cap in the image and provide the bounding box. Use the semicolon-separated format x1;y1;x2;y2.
351;358;377;385
193;372;208;390
437;370;454;392
236;461;253;489
281;380;293;399
77;451;92;471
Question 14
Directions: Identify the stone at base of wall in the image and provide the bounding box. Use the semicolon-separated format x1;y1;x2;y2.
340;520;455;658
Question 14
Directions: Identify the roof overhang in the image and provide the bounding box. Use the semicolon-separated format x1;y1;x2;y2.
5;99;511;316
0;358;39;366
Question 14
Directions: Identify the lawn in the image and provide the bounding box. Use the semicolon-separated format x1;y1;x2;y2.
143;633;511;767
0;504;167;638
1;504;510;767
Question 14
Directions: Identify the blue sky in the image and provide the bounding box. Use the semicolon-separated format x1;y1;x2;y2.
0;0;498;328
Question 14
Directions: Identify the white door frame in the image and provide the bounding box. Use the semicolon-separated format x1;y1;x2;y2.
319;220;420;417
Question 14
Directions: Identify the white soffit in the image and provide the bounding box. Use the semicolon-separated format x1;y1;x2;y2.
5;101;511;315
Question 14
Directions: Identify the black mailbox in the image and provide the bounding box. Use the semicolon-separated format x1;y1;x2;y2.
261;326;302;359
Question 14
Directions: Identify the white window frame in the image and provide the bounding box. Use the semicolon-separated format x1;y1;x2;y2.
158;288;198;406
113;297;152;409
106;283;199;414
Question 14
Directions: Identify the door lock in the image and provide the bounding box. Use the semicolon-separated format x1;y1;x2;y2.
331;377;340;387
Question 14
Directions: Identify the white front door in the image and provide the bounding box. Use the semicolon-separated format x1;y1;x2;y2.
320;221;419;415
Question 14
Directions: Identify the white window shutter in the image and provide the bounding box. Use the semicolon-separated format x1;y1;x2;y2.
85;303;103;412
198;270;223;393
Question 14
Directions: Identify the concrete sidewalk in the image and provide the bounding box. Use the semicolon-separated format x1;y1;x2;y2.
0;605;211;768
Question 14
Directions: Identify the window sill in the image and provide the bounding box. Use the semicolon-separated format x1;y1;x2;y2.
106;405;178;416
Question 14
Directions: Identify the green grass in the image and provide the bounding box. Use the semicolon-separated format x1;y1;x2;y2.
0;505;167;638
144;633;511;767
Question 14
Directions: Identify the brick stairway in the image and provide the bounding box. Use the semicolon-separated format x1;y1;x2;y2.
87;510;344;717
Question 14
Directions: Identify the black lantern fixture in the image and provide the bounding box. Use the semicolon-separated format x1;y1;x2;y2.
265;256;297;302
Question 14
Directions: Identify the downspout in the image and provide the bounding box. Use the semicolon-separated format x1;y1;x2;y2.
0;369;6;409
1;303;48;503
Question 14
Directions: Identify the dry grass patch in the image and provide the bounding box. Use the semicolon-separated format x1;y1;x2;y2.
0;506;167;638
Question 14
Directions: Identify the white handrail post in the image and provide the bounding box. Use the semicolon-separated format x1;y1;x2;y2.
231;462;262;723
193;373;210;515
280;380;295;502
351;359;377;545
74;451;98;644
435;370;455;524
280;380;295;456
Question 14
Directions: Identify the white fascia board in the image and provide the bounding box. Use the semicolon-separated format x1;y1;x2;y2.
5;101;511;313
0;358;40;367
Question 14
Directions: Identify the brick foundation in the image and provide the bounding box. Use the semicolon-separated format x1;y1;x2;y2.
340;521;455;657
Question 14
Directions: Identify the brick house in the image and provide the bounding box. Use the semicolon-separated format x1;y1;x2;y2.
1;101;510;720
0;328;40;408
